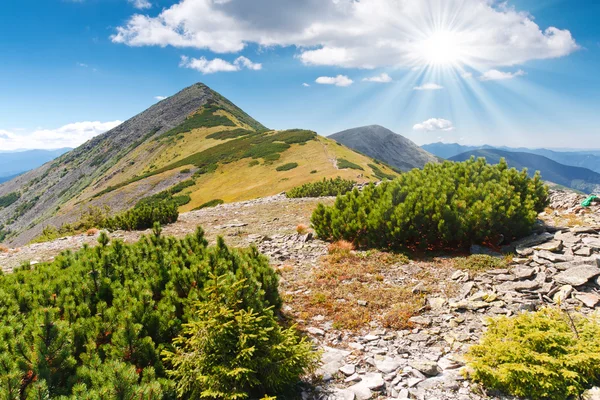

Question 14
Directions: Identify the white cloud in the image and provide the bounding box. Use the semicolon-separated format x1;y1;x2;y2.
233;55;262;70
302;83;310;87
480;69;526;81
413;118;455;132
155;96;167;100
112;0;579;69
363;73;392;83
128;0;152;9
315;75;353;87
461;72;473;78
413;83;444;91
179;55;261;74
77;62;88;68
0;121;122;151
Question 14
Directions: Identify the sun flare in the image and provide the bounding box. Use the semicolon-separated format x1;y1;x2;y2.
417;30;466;67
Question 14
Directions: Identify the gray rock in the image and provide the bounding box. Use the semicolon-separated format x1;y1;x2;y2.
575;247;593;257
554;265;600;286
361;372;385;390
409;360;440;376
375;357;401;374
339;364;356;376
496;279;541;292
583;237;600;250
329;389;355;400
514;232;554;254
574;292;600;308
533;240;563;252
583;387;600;400
512;267;536;279
347;383;372;400
307;327;325;336
318;347;351;378
408;316;432;326
534;250;572;263
553;285;573;303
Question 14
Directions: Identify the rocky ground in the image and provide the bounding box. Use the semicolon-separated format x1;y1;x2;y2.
1;190;600;400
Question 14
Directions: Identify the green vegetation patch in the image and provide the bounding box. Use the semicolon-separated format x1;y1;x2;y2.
454;254;508;272
368;163;396;181
0;192;20;209
312;158;548;250
193;199;224;210
276;162;299;172
337;158;364;171
467;308;600;399
0;226;315;398
287;177;356;198
206;128;254;140
158;101;235;140
96;130;316;198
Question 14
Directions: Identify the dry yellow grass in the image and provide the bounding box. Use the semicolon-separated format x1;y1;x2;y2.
290;250;421;331
180;136;397;211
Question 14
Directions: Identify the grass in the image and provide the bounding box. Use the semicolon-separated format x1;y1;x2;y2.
193;199;224;210
276;162;299;172
292;247;421;330
207;128;254;140
453;254;509;271
158;102;236;140
369;163;396;180
337;158;364;171
179;136;395;211
0;192;20;209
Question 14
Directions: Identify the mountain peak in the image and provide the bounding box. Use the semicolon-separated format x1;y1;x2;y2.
330;125;437;171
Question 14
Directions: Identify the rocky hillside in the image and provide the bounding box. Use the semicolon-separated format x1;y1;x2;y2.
450;148;600;193
330;125;438;171
1;189;599;399
0;83;397;246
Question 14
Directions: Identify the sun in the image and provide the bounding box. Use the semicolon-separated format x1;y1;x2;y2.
416;30;467;67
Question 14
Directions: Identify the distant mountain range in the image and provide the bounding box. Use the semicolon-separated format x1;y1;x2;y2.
449;149;600;194
423;142;600;174
0;148;71;181
330;125;438;171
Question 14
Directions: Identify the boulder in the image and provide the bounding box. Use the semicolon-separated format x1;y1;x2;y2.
554;266;600;286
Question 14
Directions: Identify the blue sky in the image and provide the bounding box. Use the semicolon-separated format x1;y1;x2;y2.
1;0;599;150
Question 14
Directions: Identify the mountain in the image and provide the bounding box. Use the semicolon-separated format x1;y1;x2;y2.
0;83;398;245
0;148;71;180
449;149;600;193
0;174;21;184
329;125;438;171
423;142;600;173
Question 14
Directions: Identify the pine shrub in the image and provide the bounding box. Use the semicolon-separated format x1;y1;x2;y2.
0;225;305;398
276;162;298;172
194;199;224;210
286;177;356;198
104;201;178;231
337;159;364;171
312;158;548;250
163;276;317;399
466;308;600;399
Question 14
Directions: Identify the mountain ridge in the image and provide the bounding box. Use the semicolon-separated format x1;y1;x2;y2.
0;83;397;245
449;148;600;193
423;142;600;173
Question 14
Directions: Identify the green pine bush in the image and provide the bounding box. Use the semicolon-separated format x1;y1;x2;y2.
286;177;356;198
163;276;318;399
276;162;299;172
467;308;600;399
193;199;224;210
312;158;548;250
337;159;364;171
104;201;178;231
0;225;310;398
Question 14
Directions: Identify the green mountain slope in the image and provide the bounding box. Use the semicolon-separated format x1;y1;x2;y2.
0;83;397;245
449;149;600;193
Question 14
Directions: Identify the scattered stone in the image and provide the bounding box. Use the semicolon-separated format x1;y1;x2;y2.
361;372;385;390
574;292;600;308
410;360;440;376
347;383;372;400
412;282;428;294
339;364;356;376
533;240;563;252
554;265;600;286
307;327;325;336
357;300;368;307
553;285;573;303
375;357;401;374
409;316;432;326
496;280;541;292
575;247;593;257
583;387;600;400
329;389;355;400
428;297;446;310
